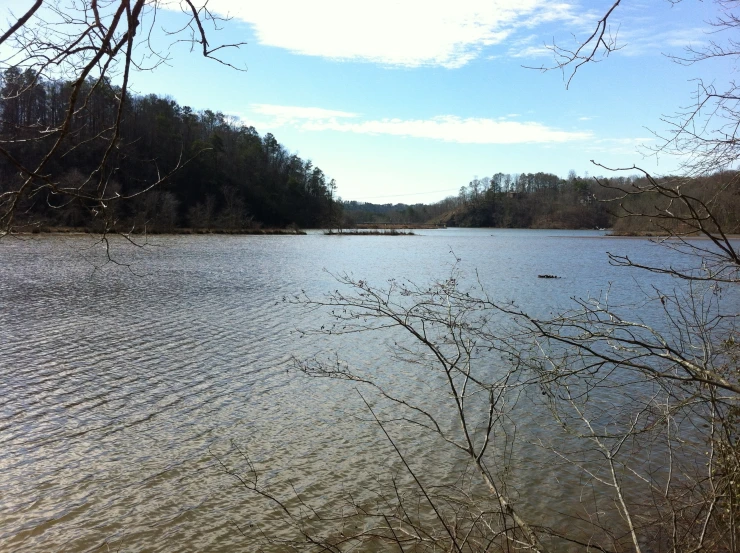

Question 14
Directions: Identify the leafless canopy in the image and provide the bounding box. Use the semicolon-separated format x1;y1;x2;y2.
531;0;740;175
525;0;623;89
0;0;245;237
262;227;739;551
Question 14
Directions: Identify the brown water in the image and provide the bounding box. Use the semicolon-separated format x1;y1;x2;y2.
0;230;700;551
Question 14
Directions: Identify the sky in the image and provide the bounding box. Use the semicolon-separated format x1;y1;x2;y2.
3;0;733;204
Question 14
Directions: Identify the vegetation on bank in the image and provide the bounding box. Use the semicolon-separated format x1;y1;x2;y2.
344;170;740;233
26;226;306;235
324;228;415;236
2;1;738;551
0;70;339;234
3;70;736;237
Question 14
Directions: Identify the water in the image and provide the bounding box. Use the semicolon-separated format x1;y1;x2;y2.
0;230;728;551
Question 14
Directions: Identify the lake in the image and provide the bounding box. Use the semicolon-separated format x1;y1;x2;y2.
0;229;723;551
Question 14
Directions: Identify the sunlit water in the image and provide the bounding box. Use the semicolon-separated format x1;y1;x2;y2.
0;230;726;551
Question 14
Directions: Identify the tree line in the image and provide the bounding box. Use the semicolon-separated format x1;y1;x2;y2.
346;170;738;232
0;68;339;232
4;66;735;235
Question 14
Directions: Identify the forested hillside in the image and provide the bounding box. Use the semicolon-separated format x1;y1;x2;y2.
5;69;735;235
425;170;739;232
342;172;612;229
0;69;339;232
438;172;610;229
607;171;740;234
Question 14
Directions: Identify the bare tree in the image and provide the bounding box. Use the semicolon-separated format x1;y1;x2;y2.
267;216;738;551
257;160;740;549
595;164;740;280
525;0;622;88
531;0;740;176
200;3;740;549
0;0;245;237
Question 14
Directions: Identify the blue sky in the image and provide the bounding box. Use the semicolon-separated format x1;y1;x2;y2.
5;0;730;203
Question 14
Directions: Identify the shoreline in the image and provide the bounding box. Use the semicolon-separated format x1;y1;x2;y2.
14;227;307;236
10;227;740;240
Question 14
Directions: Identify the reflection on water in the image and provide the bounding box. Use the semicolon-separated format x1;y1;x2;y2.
0;231;703;551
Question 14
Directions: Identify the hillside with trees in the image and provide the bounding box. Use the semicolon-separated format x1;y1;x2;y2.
438;171;611;229
0;69;339;233
418;170;739;233
3;69;736;236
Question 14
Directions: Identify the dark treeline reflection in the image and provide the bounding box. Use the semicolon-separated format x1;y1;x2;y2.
0;69;338;231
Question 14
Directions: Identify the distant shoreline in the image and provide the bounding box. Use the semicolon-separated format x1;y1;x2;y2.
16;227;307;236
606;231;740;239
12;227;740;240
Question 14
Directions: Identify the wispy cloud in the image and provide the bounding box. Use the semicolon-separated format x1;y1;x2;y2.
249;104;592;144
509;45;552;58
252;104;357;122
202;0;587;68
617;27;708;56
501;5;709;62
594;137;654;145
586;136;654;156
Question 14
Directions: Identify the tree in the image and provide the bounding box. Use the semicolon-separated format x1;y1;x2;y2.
533;0;740;177
267;199;738;550
214;3;740;551
0;0;245;237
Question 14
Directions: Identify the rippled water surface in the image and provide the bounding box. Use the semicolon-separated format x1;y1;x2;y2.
0;230;710;551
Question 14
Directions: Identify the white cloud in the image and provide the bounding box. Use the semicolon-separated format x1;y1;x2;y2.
509;45;552;58
199;0;585;68
501;7;710;61
594;137;653;145
618;27;708;56
252;104;357;122
249;104;592;144
586;136;654;156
